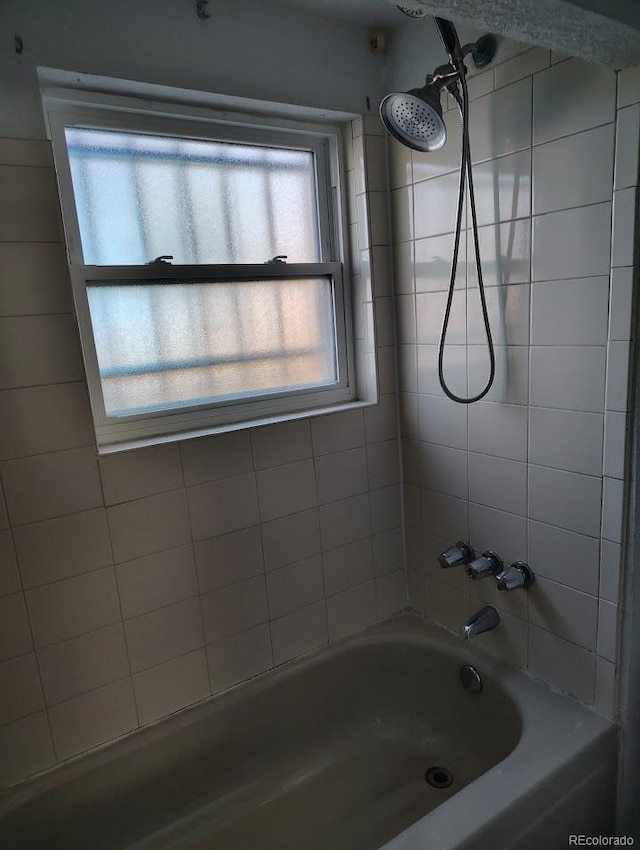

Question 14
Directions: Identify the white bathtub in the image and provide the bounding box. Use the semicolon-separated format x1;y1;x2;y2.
0;613;617;849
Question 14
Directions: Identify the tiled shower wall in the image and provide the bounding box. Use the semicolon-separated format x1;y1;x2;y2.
394;48;640;717
0;118;405;788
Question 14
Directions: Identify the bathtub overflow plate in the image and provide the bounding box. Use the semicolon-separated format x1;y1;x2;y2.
460;664;483;694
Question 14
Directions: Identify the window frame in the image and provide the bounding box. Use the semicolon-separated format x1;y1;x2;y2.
44;92;356;451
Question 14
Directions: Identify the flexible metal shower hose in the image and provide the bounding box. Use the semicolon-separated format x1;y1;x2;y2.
438;71;495;403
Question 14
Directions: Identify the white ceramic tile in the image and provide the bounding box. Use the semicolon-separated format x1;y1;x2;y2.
376;346;397;395
618;66;640;109
530;346;606;413
364;393;398;444
0;530;20;596
529;465;602;537
194;525;262;594
315;447;368;505
26;567;120;650
533;124;614;216
403;442;421;488
261;508;321;572
530;277;609;346
180;432;252;488
0;712;55;789
418;393;467;450
270;601;328;665
352;133;365;194
266;556;324;619
412;108;462;182
0;165;62;242
600;539;621;604
594;656;616;719
367;440;400;490
319;493;370;551
1;448;102;526
532;203;612;281
250;420;312;470
116;545;197;619
529;408;603;476
469;78;532;163
99;445;183;506
470;150;531;228
0;315;83;391
133;649;209;725
528;625;595;703
372;528;403;577
602;476;624;544
611;187;637;267
37;623;129;706
529;577;597;649
389;137;412;189
375;569;408;620
0;138;52;168
597;600;618;662
370;191;390;247
356;194;369;253
466;69;495;101
364;134;386;192
0;482;8;529
419;442;468;500
108;490;191;562
467;283;530;347
603;411;627;480
393;240;414;294
425;579;469;633
1;593;33;662
468;346;529;405
188;473;259;540
528;520;599;595
370;484;402;533
0;242;71;317
469;452;527;516
418;344;467;398
327;581;376;641
422;489;468;542
606;341;631;412
200;576;268;644
372;246;393;298
0;383;93;461
467;219;531;288
0;653;44;725
396;294;416;345
256;460;316;523
614;104;640;190
416;289;466;346
468;502;527;565
414;232;459;293
125;598;204;673
414;169;464;239
468;402;527;461
494;48;550;89
207;623;272;694
408;570;425;615
609;267;634;341
48;679;137;761
375;297;396;348
311;410;364;457
390;185;413;243
469;607;528;668
533;59;616;146
323;537;373;596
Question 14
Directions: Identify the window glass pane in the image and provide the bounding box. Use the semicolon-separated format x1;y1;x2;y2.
65;128;321;265
87;277;337;416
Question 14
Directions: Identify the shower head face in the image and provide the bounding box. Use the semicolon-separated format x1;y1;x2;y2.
379;84;447;152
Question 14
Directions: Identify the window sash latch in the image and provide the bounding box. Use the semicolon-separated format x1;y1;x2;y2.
148;255;174;265
265;255;287;264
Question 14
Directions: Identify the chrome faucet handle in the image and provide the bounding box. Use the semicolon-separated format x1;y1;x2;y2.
438;541;475;569
466;550;502;580
496;561;534;591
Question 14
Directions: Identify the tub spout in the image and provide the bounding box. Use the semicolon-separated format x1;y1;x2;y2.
461;605;500;641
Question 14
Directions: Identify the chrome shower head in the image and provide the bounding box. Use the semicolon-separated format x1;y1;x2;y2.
379;78;446;152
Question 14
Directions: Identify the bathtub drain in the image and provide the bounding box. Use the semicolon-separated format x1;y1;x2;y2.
424;766;453;789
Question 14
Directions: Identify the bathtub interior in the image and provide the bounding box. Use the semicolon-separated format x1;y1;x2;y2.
0;619;523;850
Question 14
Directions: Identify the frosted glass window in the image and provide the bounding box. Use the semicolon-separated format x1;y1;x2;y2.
65;128;321;265
87;277;337;416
